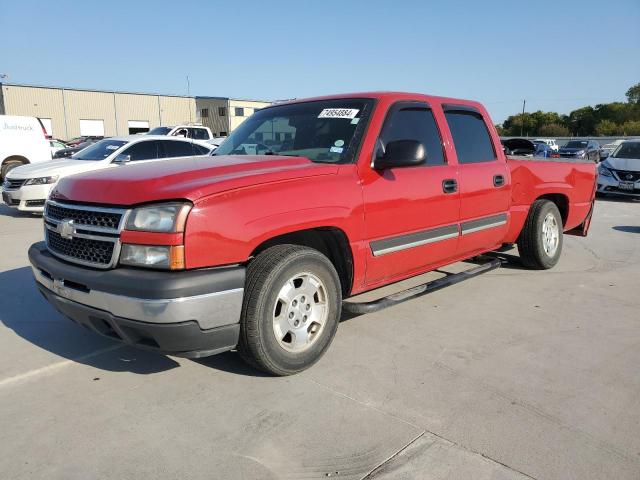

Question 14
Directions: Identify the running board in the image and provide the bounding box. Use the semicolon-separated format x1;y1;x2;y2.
342;258;502;315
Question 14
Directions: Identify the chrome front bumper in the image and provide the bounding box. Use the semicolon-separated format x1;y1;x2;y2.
29;242;246;357
31;266;244;330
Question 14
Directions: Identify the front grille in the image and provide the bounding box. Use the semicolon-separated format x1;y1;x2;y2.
47;230;115;266
43;201;127;268
46;203;123;229
614;170;640;182
3;178;26;190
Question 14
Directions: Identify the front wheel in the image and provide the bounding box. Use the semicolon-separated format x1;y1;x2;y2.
517;200;563;269
1;160;24;181
238;245;342;376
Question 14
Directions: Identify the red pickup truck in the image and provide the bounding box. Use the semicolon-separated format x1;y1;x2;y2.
29;92;596;375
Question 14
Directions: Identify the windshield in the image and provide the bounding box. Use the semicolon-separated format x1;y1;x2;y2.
148;127;172;135
71;139;127;161
611;142;640;159
214;98;374;163
565;141;588;148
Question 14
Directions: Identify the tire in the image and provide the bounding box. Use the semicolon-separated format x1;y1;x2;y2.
1;159;25;181
238;244;342;376
517;200;563;270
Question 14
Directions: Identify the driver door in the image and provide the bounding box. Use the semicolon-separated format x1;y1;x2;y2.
360;102;460;286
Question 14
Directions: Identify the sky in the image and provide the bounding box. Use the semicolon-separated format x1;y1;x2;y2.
1;0;639;123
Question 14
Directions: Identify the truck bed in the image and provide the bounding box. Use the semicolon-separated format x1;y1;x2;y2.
504;155;596;241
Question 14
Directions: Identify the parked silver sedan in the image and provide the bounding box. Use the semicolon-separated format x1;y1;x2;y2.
597;140;640;197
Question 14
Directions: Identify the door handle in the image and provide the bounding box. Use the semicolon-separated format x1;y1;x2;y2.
442;178;458;194
493;174;505;187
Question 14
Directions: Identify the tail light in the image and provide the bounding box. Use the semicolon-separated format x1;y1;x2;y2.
36;118;50;139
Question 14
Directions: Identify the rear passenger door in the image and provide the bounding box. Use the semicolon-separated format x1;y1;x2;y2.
361;102;460;285
443;105;510;257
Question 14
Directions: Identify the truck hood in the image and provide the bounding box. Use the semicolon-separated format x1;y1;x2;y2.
8;159;105;180
602;157;640;171
50;155;339;205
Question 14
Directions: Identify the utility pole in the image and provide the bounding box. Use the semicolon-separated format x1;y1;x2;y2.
186;75;193;124
520;99;526;137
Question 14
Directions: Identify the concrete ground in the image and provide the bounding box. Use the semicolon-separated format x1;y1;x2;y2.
0;198;639;480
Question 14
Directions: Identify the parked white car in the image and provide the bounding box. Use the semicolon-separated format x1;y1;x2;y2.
0;115;52;180
599;139;627;159
148;124;214;141
2;135;212;213
49;140;67;157
533;138;559;151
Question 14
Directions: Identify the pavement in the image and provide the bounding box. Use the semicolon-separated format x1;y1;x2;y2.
0;197;639;480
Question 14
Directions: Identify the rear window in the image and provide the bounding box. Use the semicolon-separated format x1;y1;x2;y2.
565;140;588;148
148;127;172;135
444;110;496;164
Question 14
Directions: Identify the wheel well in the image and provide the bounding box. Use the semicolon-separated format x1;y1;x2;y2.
250;228;354;297
537;194;568;226
2;156;29;166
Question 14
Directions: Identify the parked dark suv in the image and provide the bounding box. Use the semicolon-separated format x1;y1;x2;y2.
558;140;601;162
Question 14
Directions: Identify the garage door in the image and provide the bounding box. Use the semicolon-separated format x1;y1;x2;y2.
128;120;150;134
79;119;105;136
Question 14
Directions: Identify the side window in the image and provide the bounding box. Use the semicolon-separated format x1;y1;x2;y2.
444;110;496;164
121;140;161;161
380;106;445;166
163;140;197;157
193;128;209;140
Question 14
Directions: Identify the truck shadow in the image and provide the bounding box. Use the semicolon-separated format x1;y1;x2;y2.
612;226;640;234
0;267;180;375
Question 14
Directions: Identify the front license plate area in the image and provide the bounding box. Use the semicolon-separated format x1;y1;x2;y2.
619;181;635;191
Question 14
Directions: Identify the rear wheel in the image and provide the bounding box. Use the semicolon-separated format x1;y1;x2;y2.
238;244;342;376
517;200;563;269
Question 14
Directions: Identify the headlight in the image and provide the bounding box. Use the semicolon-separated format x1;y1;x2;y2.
125;202;191;233
574;150;586;157
598;165;613;177
24;176;59;186
120;244;185;269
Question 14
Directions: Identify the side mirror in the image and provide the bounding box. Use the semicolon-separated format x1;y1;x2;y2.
374;140;426;170
113;154;131;164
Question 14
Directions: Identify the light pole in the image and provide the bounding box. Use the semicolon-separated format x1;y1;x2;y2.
520;99;526;137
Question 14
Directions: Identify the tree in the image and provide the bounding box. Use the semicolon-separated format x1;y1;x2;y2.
538;123;569;137
626;82;640;104
595;120;619;136
621;120;640;135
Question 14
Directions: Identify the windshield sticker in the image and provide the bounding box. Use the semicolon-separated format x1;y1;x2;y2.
350;117;361;125
106;145;119;150
318;108;360;119
330;146;344;154
334;139;345;147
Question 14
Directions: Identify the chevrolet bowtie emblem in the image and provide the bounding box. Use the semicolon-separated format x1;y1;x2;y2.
57;219;75;240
